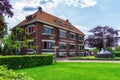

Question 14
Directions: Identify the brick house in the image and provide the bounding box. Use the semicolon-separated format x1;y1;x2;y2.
12;7;85;57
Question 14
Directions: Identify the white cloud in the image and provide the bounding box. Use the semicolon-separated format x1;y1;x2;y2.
66;0;97;8
6;0;97;29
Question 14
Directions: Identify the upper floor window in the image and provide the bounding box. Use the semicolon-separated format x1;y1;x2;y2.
70;33;75;39
59;30;66;38
43;25;52;34
67;23;72;28
25;25;36;34
26;15;33;21
59;43;66;50
78;35;83;40
55;19;62;25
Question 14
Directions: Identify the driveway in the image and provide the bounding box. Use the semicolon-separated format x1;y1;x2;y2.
56;57;120;63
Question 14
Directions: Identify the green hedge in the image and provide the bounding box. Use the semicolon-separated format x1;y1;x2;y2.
0;54;53;69
112;51;120;57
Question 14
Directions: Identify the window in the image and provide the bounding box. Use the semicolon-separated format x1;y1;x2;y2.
78;35;83;40
70;45;75;50
70;33;75;39
59;30;66;38
79;46;84;50
26;15;33;21
43;41;54;49
67;23;72;28
28;41;33;49
44;27;52;34
25;25;36;34
56;20;62;25
59;44;66;50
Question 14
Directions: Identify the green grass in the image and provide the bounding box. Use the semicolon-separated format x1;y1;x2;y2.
16;62;120;80
69;56;120;60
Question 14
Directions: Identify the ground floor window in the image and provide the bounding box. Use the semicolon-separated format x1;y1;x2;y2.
70;45;75;50
28;41;34;49
59;44;66;50
79;46;84;50
43;41;54;49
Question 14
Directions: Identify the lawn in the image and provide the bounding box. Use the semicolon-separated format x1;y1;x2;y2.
16;62;120;80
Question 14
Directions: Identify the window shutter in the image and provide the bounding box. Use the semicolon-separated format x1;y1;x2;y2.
33;26;36;32
25;27;28;33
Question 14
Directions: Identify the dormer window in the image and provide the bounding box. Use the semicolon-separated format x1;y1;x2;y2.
26;15;33;21
55;19;62;25
67;23;72;28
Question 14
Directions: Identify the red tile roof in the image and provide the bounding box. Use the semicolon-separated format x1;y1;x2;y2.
16;9;84;35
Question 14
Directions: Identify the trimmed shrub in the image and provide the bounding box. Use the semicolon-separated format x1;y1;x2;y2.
0;54;53;69
95;54;115;58
112;51;120;57
0;66;33;80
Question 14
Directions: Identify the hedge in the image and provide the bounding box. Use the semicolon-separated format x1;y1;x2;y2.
0;54;53;69
112;51;120;57
95;54;115;58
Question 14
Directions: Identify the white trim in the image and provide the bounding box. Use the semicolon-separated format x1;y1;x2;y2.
28;40;34;42
59;29;66;32
70;32;75;35
70;43;76;45
28;24;35;27
42;39;55;42
44;25;53;28
78;44;84;46
42;52;55;54
59;42;67;44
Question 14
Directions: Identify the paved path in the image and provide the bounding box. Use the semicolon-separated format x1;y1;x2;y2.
56;57;120;63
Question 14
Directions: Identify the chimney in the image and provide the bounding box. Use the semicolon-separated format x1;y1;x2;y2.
38;6;42;11
66;19;69;22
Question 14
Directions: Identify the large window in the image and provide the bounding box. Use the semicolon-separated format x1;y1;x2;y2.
43;41;54;49
59;30;66;38
59;44;66;50
70;33;75;39
44;26;52;34
70;45;75;50
28;41;33;49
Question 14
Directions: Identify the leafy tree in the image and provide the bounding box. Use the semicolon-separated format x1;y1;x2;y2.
0;0;13;38
85;25;118;50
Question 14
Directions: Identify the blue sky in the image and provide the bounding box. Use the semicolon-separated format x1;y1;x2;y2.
6;0;120;35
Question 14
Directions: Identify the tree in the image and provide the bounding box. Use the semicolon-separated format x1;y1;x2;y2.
0;0;13;38
85;25;118;50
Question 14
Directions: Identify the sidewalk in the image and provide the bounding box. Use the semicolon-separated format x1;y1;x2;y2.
56;57;120;63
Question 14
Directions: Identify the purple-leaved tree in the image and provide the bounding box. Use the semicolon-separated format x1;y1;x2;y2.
0;0;13;38
85;25;118;50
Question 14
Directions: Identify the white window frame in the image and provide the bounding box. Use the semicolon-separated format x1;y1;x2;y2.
59;30;66;38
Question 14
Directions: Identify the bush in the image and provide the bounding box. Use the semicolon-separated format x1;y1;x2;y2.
112;51;120;57
107;47;113;51
92;48;100;54
95;54;115;58
0;46;2;55
0;66;33;80
0;54;53;69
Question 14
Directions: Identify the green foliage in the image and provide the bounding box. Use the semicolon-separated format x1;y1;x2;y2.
0;46;2;54
0;66;33;80
0;54;53;69
106;47;113;51
115;46;120;51
92;48;100;54
112;51;120;57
